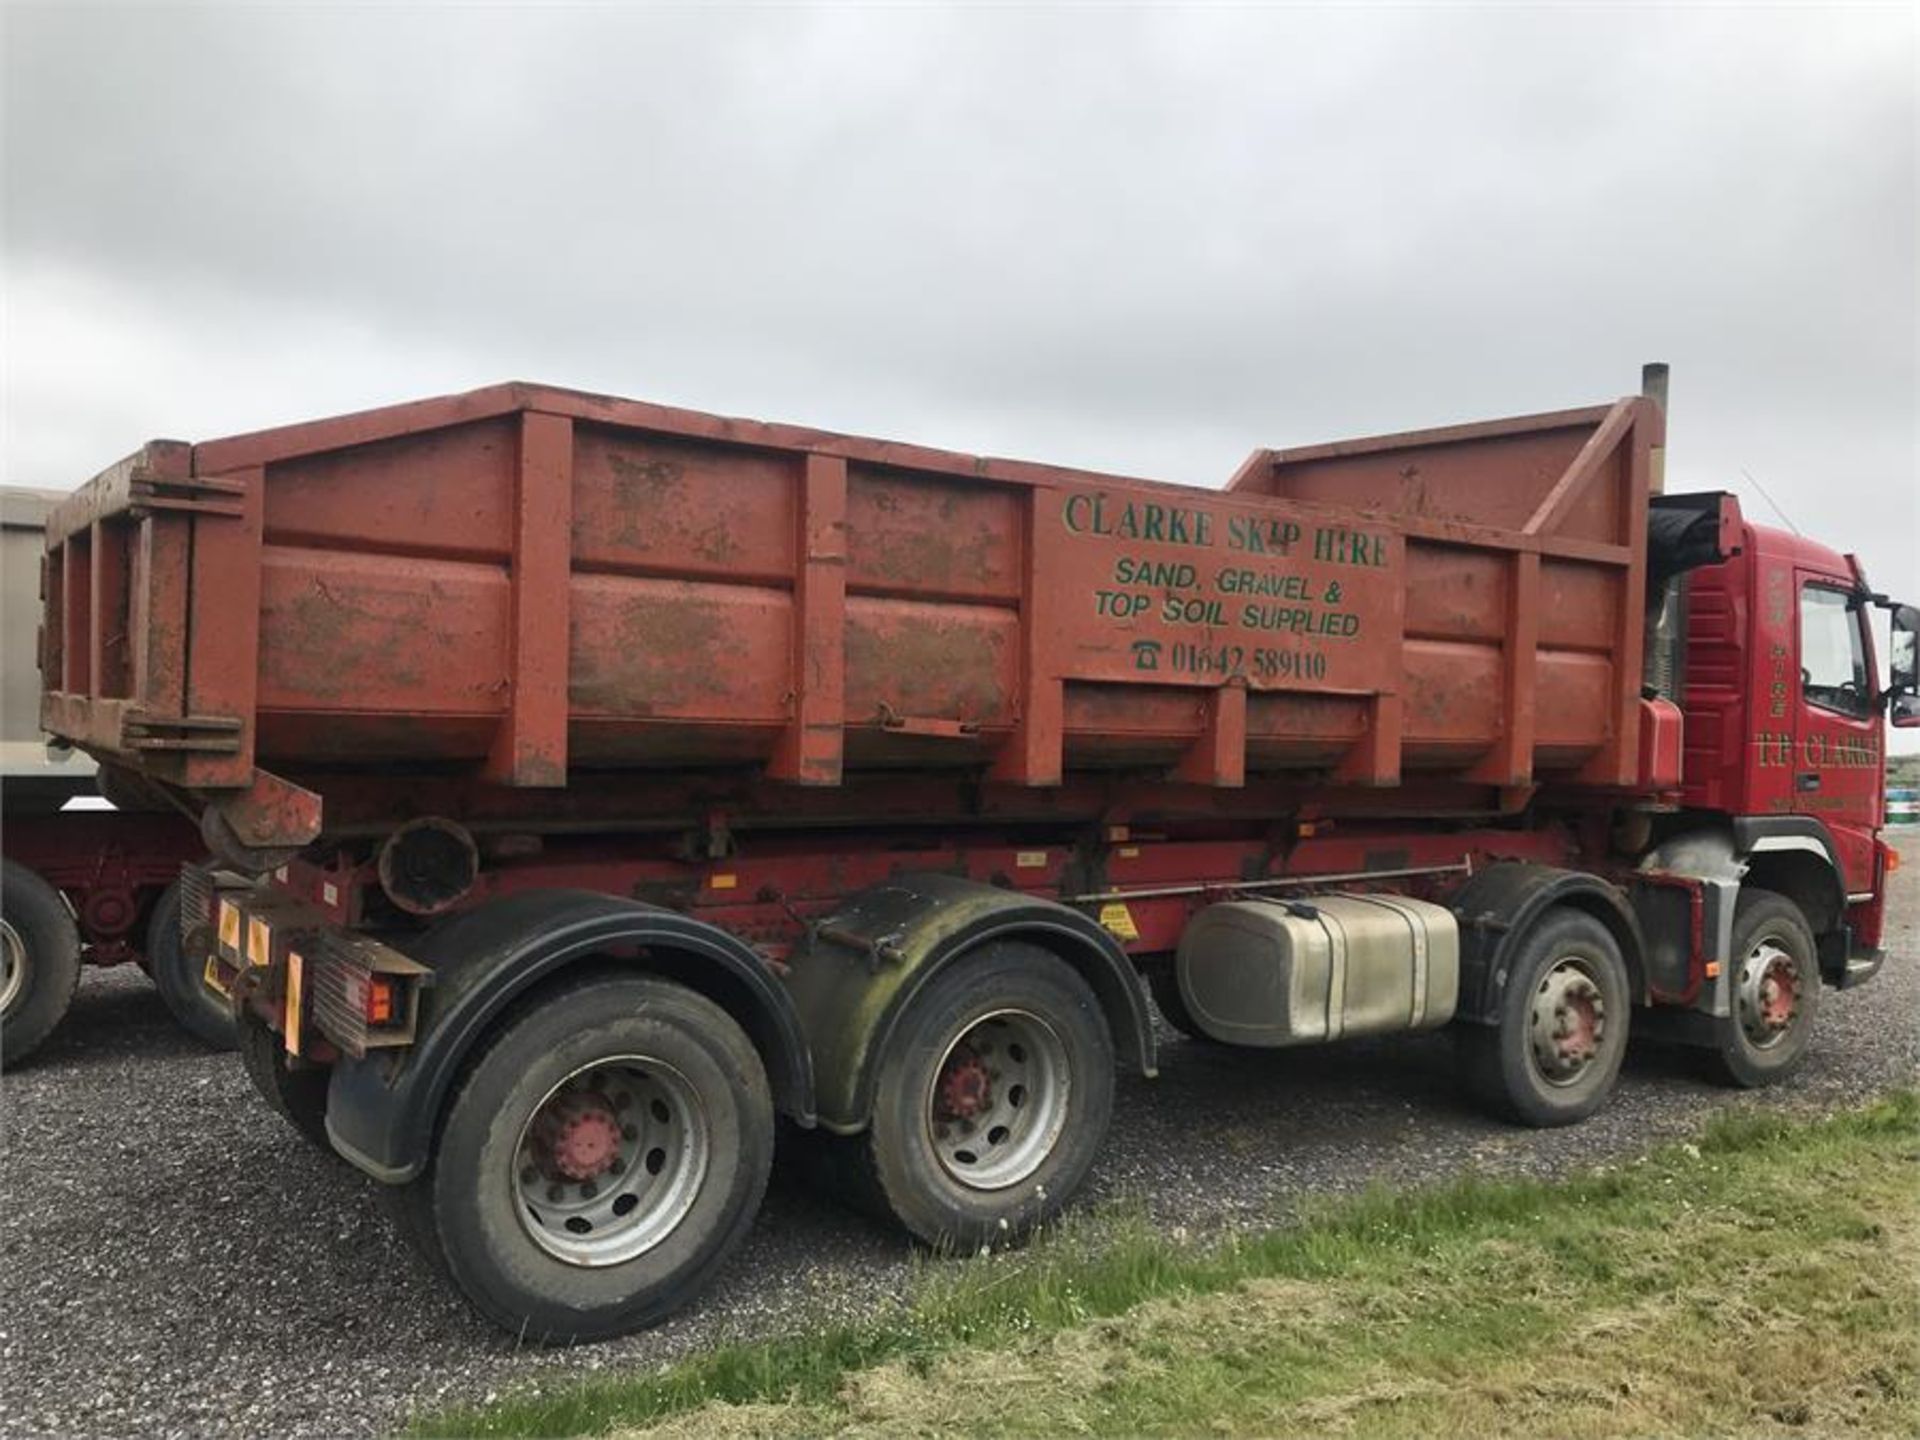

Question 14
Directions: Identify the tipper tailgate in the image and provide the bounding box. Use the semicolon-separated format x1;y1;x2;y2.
40;442;251;784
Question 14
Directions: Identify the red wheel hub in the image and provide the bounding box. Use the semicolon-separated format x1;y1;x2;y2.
1558;993;1599;1063
533;1093;622;1181
936;1046;993;1121
1758;960;1798;1030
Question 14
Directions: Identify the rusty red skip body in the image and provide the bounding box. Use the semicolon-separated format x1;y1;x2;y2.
38;381;1666;854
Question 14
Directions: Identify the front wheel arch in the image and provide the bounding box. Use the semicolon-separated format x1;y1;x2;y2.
1447;862;1647;1022
1739;852;1847;974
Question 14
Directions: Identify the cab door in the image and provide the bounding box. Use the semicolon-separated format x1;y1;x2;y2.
1792;577;1882;892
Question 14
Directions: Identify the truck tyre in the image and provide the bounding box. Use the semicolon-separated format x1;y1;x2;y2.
856;942;1115;1250
1459;908;1630;1127
417;973;773;1342
148;882;237;1051
237;1008;335;1152
1;859;83;1068
1705;889;1820;1089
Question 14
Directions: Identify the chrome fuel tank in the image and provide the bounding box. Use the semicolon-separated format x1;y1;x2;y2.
1175;893;1459;1048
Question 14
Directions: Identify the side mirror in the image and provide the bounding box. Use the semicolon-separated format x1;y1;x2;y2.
1889;603;1920;727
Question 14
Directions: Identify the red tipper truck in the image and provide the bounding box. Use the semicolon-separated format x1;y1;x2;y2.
38;366;1916;1339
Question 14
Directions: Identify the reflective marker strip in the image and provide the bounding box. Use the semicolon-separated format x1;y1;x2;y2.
284;950;304;1056
247;915;273;967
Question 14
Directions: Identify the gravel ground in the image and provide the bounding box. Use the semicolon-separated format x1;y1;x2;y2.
4;839;1916;1439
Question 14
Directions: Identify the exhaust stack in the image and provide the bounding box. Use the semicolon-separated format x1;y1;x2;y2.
1641;362;1669;494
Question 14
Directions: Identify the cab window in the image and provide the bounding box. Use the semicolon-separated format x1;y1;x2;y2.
1800;584;1869;718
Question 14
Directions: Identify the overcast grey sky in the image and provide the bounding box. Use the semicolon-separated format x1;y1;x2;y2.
4;3;1916;746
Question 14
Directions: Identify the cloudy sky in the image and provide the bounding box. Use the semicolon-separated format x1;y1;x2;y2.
4;3;1916;743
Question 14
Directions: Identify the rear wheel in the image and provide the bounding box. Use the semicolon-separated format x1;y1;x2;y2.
410;973;773;1342
1460;908;1630;1127
856;943;1114;1250
148;881;237;1050
1;859;83;1067
1704;889;1819;1088
237;1007;334;1151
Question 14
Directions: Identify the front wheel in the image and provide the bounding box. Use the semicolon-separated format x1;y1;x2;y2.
1;859;83;1067
1704;889;1819;1088
408;973;773;1342
857;943;1115;1250
1459;907;1630;1127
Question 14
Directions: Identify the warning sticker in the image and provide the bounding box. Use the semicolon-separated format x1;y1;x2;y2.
1098;902;1140;941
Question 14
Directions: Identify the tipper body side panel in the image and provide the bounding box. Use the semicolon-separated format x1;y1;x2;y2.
39;384;1661;841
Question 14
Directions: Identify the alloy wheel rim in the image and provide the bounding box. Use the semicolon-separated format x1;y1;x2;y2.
925;1008;1071;1191
1529;956;1607;1087
1736;937;1803;1050
512;1055;710;1267
0;919;26;1017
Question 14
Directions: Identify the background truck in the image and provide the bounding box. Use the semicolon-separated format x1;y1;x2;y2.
36;366;1916;1340
1;488;217;1063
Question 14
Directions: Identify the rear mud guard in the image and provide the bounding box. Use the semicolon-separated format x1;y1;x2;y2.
782;872;1157;1134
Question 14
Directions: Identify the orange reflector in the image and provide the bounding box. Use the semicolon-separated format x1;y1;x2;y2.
246;915;273;968
1704;961;1722;979
1885;849;1900;874
364;975;398;1026
284;950;305;1057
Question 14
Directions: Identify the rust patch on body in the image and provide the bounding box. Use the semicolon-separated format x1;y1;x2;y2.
847;616;1009;725
570;587;739;714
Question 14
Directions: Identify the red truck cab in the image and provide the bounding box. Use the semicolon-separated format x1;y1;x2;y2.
1680;518;1907;970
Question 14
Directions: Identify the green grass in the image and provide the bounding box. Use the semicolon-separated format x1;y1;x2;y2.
413;1091;1920;1438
